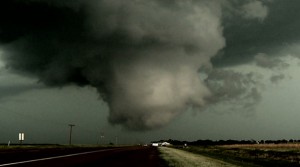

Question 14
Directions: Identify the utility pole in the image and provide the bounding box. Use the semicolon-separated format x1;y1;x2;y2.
68;124;75;145
99;132;104;145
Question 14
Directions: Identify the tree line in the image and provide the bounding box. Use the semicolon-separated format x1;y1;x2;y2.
153;139;300;146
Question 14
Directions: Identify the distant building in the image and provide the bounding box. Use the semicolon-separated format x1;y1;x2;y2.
152;143;159;147
161;142;171;146
151;142;171;147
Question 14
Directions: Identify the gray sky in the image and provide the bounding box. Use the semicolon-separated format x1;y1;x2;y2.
1;0;300;144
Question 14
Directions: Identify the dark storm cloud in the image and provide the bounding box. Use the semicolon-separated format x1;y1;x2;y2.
213;0;300;67
0;0;226;131
0;0;287;131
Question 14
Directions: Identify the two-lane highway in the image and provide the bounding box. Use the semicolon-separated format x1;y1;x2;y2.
0;146;167;167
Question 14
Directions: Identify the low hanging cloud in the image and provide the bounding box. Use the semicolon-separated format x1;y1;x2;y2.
254;53;289;70
220;0;269;21
0;58;44;101
254;53;289;83
270;74;285;84
0;0;271;131
204;69;262;112
241;0;268;21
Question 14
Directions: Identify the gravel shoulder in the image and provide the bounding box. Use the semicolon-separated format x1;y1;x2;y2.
159;147;240;167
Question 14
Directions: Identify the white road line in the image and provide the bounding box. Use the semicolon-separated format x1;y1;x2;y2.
0;148;119;166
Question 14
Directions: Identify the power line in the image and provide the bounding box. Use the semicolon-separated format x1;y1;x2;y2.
0;105;105;144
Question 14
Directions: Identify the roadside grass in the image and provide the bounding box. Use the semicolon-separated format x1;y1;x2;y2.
220;143;300;152
159;147;188;167
0;144;60;151
182;144;300;167
159;146;239;167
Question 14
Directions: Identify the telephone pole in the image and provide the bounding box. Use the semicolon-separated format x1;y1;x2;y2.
99;132;104;145
68;124;75;145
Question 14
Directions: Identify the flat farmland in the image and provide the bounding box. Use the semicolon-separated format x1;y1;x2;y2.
182;144;300;167
3;144;300;166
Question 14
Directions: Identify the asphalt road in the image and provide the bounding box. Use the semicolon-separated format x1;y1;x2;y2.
0;146;167;167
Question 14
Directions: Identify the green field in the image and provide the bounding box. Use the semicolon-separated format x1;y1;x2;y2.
181;144;300;167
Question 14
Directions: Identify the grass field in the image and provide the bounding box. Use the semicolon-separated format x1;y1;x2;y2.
159;146;238;167
182;144;300;167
